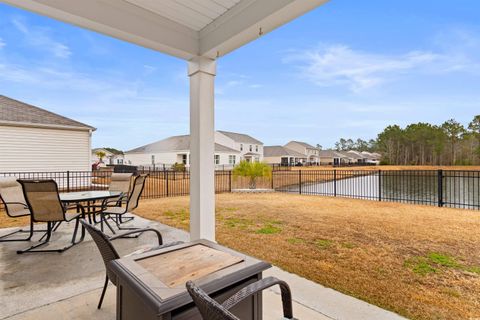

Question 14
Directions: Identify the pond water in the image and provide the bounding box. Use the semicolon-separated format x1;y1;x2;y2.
285;171;480;209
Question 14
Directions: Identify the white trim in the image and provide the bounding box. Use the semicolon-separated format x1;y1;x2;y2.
0;120;95;132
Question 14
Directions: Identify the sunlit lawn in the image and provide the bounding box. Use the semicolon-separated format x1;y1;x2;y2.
134;193;480;320
2;192;480;319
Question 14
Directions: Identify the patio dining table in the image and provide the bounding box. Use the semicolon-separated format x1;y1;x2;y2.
59;190;123;224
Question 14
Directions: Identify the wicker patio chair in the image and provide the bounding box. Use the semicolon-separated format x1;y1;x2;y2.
186;277;295;320
80;220;182;309
0;177;39;242
100;174;148;233
16;179;85;254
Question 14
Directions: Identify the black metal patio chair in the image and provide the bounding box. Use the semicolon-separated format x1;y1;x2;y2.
0;177;41;242
80;220;182;309
16;179;85;254
100;174;148;233
186;277;295;320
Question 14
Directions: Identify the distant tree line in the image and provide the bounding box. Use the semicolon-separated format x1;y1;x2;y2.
333;115;480;165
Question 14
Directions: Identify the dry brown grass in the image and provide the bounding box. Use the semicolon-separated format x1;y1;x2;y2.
132;194;480;320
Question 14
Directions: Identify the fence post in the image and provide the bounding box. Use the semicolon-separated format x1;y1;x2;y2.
378;169;382;201
333;169;337;197
67;170;70;192
229;171;232;192
271;170;274;190
299;170;302;195
166;171;169;197
437;169;443;207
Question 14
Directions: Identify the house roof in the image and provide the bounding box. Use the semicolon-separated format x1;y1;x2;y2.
126;135;239;154
319;150;348;159
341;151;365;160
217;130;262;145
0;95;95;131
285;140;317;149
264;146;306;158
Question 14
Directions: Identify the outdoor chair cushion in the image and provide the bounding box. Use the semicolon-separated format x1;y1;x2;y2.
103;207;127;215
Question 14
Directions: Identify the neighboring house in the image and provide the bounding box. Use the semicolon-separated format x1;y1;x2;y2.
318;150;350;166
92;148;124;165
263;146;306;166
361;151;381;164
0;95;95;172
284;141;320;164
342;150;370;164
216;130;263;162
124;134;240;168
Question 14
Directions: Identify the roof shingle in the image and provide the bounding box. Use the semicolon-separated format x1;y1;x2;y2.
126;135;240;154
0;95;94;130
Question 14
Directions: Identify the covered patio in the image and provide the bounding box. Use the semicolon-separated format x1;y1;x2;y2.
1;1;406;319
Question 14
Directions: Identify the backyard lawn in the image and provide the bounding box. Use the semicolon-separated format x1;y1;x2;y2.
134;193;480;320
1;192;479;319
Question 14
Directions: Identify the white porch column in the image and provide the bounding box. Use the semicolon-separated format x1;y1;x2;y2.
188;56;216;241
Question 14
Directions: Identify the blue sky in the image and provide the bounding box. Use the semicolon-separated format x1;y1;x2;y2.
1;1;479;150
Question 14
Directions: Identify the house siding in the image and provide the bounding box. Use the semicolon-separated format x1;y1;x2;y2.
0;125;91;172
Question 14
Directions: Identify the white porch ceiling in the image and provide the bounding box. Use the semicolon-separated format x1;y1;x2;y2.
124;0;243;32
3;0;329;60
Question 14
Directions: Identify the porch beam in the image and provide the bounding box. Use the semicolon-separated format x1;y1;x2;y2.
3;0;199;60
188;57;216;241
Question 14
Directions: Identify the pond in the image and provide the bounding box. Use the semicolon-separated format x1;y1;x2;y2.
284;171;480;210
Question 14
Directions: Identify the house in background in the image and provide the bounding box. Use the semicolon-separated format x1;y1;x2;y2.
0;95;94;172
91;148;124;165
284;141;320;164
124;134;240;168
361;151;381;164
216;131;263;162
318;150;350;166
263;146;306;166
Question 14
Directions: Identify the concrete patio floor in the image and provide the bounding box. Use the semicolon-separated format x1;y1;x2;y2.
0;215;405;320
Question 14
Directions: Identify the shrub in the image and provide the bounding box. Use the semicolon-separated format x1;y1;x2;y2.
232;161;272;189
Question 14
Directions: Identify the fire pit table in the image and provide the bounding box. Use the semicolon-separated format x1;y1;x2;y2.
108;239;271;320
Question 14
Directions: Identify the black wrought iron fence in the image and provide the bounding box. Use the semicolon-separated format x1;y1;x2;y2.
274;169;480;210
1;169;479;210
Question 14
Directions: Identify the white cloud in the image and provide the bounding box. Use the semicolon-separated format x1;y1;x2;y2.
285;44;439;92
284;30;480;93
11;16;71;58
0;38;5;49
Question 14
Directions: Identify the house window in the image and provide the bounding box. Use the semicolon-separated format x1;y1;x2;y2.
255;145;258;152
240;144;243;151
151;155;155;165
255;157;260;163
229;155;236;165
181;154;187;165
249;145;252;152
214;155;220;165
117;159;123;164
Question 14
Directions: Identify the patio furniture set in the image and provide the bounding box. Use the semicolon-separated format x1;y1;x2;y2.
0;173;296;320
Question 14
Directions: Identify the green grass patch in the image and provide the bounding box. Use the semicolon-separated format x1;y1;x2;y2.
427;252;460;268
341;242;357;249
405;257;437;276
256;224;282;234
224;217;251;229
463;266;480;274
315;239;333;249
